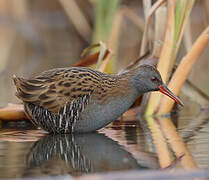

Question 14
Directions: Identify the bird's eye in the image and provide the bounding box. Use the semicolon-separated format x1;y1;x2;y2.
151;77;157;82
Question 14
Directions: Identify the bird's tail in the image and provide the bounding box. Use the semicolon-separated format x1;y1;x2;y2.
12;75;41;103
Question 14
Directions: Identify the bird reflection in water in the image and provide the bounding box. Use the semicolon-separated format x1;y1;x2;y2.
24;133;147;177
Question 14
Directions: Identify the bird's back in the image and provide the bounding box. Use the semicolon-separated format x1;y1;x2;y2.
13;67;110;113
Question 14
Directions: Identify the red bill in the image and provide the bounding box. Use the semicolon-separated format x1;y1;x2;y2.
158;85;184;106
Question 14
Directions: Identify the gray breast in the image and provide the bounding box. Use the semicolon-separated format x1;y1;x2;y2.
74;93;138;133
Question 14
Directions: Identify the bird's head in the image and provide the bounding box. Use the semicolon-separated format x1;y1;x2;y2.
130;64;184;106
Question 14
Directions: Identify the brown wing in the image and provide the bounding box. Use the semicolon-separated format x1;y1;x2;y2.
13;67;101;114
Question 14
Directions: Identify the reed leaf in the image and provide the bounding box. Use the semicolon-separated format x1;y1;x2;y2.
93;0;121;73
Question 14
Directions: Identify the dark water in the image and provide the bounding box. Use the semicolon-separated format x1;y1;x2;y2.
0;107;208;179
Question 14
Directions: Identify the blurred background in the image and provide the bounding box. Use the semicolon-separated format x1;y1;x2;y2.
0;2;209;178
0;0;208;107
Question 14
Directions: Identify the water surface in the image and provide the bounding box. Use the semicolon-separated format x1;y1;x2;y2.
0;107;208;179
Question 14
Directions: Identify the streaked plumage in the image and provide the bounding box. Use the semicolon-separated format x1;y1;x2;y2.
13;65;183;133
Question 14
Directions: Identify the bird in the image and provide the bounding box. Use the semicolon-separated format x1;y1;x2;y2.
13;64;183;134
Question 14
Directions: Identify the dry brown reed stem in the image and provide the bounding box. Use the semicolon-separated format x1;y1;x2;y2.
140;0;166;56
143;0;151;20
147;117;172;168
0;104;27;121
59;0;91;42
146;0;176;115
157;0;176;82
158;25;209;114
203;1;209;25
142;0;151;38
152;6;167;58
183;18;193;52
157;117;197;169
142;0;152;52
